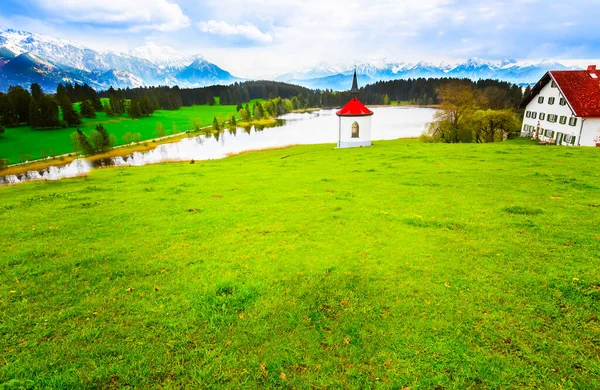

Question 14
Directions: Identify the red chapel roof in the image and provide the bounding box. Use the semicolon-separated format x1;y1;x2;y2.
336;98;374;117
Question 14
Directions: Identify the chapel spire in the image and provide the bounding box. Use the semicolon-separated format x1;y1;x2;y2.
350;68;359;97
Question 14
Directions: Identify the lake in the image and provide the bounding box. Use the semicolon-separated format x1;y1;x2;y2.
0;107;437;185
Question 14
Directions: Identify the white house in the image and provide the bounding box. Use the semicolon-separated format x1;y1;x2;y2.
519;65;600;146
336;71;373;148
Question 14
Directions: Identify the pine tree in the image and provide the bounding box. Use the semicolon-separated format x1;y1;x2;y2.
236;103;243;111
61;99;82;127
74;129;94;154
102;101;114;117
95;124;111;152
80;100;96;118
30;83;43;102
230;115;236;127
128;99;142;119
212;117;220;131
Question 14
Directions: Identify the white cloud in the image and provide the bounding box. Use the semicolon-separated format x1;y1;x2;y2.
32;0;190;32
198;20;273;44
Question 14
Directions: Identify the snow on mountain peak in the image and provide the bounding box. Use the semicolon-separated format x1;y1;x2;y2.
128;42;201;67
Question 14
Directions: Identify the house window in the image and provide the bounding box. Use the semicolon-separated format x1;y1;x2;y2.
538;96;544;104
531;112;537;119
351;121;359;138
559;116;567;124
548;114;558;123
548;97;555;105
539;113;546;120
559;98;567;106
525;111;530;118
569;117;578;126
551;80;557;88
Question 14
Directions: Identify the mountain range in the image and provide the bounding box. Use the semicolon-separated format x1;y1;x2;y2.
0;26;239;92
277;58;578;90
0;26;584;93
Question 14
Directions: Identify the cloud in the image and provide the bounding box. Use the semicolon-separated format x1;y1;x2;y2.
198;20;273;44
32;0;190;32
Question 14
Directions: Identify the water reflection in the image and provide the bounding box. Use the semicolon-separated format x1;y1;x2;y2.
1;107;436;185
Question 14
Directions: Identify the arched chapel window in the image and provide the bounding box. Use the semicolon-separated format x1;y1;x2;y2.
351;121;359;138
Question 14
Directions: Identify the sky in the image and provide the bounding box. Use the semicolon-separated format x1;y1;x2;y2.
0;0;599;78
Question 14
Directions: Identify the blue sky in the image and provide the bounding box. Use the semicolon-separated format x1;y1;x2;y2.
0;0;598;78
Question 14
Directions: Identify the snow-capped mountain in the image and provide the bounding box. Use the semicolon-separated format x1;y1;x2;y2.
279;58;580;90
0;26;240;92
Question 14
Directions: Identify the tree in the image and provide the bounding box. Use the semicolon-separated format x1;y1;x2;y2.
383;94;391;105
128;99;142;119
0;123;4;135
239;109;250;122
212;117;220;131
80;100;96;118
230;115;236;127
103;100;114;117
30;95;60;129
427;82;478;143
524;85;532;99
30;83;43;102
236;103;243;111
0;93;18;127
140;94;154;116
470;109;520;143
93;124;112;152
6;86;32;125
482;87;508;110
71;129;94;154
61;101;82;127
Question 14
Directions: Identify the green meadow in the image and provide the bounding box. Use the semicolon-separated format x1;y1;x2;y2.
0;103;240;164
1;139;599;388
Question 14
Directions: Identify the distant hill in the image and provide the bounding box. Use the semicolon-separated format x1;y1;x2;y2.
0;26;240;92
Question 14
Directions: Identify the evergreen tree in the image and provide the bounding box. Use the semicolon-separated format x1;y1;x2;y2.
6;86;32;124
102;101;114;117
236;103;243;111
0;123;4;135
230;115;236;127
61;99;82;127
30;83;43;102
0;93;18;127
94;124;111;152
140;94;154;116
128;99;142;119
212;117;220;131
80;100;96;118
29;95;60;128
73;129;94;154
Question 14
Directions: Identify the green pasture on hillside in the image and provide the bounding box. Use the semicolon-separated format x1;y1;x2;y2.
1;139;599;388
0;103;240;164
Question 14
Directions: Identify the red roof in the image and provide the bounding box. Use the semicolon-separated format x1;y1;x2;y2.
336;98;374;117
519;66;600;117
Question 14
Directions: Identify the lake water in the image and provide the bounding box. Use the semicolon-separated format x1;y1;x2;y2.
0;107;437;185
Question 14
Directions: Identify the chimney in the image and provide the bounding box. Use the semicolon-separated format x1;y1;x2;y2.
588;65;597;71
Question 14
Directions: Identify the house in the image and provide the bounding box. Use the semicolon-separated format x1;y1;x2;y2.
519;65;600;146
336;70;373;148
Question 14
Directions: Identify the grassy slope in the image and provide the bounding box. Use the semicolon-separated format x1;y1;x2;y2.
0;139;599;388
0;103;240;164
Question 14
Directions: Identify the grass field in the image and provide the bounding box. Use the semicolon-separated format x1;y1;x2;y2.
0;103;240;165
1;139;599;388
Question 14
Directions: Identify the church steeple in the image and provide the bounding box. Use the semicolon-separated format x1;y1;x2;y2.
350;69;359;97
